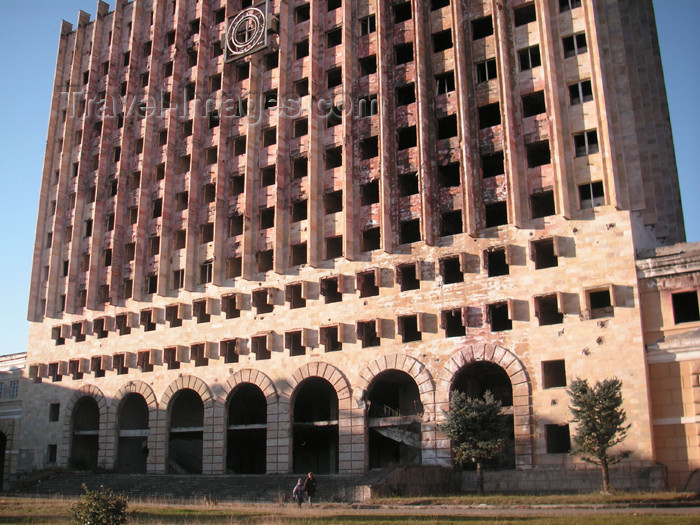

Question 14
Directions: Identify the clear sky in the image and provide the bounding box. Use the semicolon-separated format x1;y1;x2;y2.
0;1;697;357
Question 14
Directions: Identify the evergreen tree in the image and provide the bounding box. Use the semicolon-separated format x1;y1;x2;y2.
567;377;631;493
438;390;509;494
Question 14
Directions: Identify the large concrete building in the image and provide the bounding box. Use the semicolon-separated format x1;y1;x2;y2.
9;0;699;492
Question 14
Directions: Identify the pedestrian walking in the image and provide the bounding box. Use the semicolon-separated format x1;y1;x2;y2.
303;472;316;508
292;478;304;508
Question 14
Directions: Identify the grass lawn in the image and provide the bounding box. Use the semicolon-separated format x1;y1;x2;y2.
0;493;697;524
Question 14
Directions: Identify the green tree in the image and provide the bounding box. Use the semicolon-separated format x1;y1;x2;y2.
567;377;631;493
438;390;509;494
71;484;128;525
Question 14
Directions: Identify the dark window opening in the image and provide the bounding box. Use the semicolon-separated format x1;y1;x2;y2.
321;326;341;352
531;190;556;219
482;151;505;178
251;335;271;360
200;261;213;284
116;314;131;336
476;58;497;83
543;360;567;388
147;275;158;294
536;295;563;325
291;243;307;266
358;271;379;298
291;199;308;222
164;347;180;370
286;331;305;357
326;236;343;259
191;344;208;367
321;277;342;303
431;0;450;9
257;250;274;273
358;320;380;348
438;114;458;139
360;55;377;75
200;223;214;243
327;106;342;127
432;29;453;52
395;43;414;65
361;179;380;206
545;424;571;453
360;15;376;35
569;80;593;105
398;315;421;343
253;289;273;315
398;264;419;292
359;95;379;117
265;51;279;70
472;16;494;40
589;289;612;319
396;83;416;106
393;2;412;23
295;3;310;23
563;33;587;58
533;239;558;269
261;166;276;187
479;103;501;129
295;39;309;59
286;283;306;309
438;162;461;187
222;339;239;364
487;248;509;277
514;3;537;26
560;0;582;12
234;136;247;155
527;140;551;168
361;136;379;159
325;146;343;169
327;0;341;11
295;78;309;96
443;309;466;337
324;190;343;214
519;45;541;70
113;354;128;375
397;126;417;150
441;256;464;284
400;219;421;244
327;68;343;89
222;295;240;319
140;310;156;332
488;303;512;332
327;27;342;48
294;157;308;179
226;257;243;279
262;127;276;146
672;291;700;324
398;172;419;196
578;180;605;208
260;207;275;229
441;210;463;237
362;227;381;251
485;201;508;228
166;305;182;328
574;130;599;157
522;91;546;117
435;71;455;94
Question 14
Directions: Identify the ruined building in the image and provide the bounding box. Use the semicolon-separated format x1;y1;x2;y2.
10;0;699;493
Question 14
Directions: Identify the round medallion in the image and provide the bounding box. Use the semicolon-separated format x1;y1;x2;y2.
226;7;266;57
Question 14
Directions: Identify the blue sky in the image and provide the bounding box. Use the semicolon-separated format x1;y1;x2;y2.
0;1;697;357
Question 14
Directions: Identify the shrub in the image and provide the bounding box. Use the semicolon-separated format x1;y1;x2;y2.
71;483;128;525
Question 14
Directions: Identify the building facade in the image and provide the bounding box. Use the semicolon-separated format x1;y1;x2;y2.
16;0;697;491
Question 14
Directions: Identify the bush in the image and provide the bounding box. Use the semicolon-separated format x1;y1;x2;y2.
71;483;128;525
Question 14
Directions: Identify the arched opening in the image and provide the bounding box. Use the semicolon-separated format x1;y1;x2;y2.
227;383;266;473
70;396;99;470
116;393;149;473
292;377;338;474
0;432;6;489
366;370;423;469
452;361;515;469
168;389;203;474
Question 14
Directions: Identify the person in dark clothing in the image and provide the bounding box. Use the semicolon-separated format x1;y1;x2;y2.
303;472;316;508
292;478;304;508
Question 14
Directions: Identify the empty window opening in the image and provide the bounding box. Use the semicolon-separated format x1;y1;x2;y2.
325;146;343;169
295;3;310;22
441;256;464;284
393;2;412;23
233;136;247;156
173;229;186;250
151;198;163;218
73;323;85;342
222;339;239;364
398;315;421;343
172;269;184;290
569;80;593;105
324;190;343;214
166;305;182;328
360;55;377;75
441;210;463;237
397;126;417;150
94;319;108;339
360;14;376;35
398;264;420;292
672;291;700;324
230;174;245;195
574;130;599;157
435;71;455;94
361;179;380;206
487;248;509;277
479;103;501;129
200;223;214;244
358;94;379;117
286;331;305;357
432;29;453;52
522;91;546;117
226;257;243;279
361;136;379;159
488;303;512;332
222;295;240;319
256;250;273;273
260;166;276;187
533;239;558;269
265;51;278;70
527;140;551;168
589;289;613;319
251;335;271;360
431;0;450;9
514;3;536;26
136;351;153;373
253;289;273;314
476;58;497;83
116;314;131;336
291;243;308;266
396;83;416;105
398;172;419;196
262;127;276;146
70;396;99;468
531;190;556;218
200;261;213;284
149;236;160;256
293;118;308;138
472;16;494;40
560;0;582;11
293;156;308;179
519;45;541;70
321;326;341;352
438;162;461;187
295;39;309;59
260;207;275;229
327;0;341;11
358;320;380;348
401;219;421;244
485;201;508;228
326;236;343;259
358;271;379;298
103;249;112;267
438;114;459;139
164;347;180;370
327;27;342;47
563;33;587;58
69;359;83;380
326;105;343;127
140;310;156;331
443;308;466;337
191;344;208;367
362;227;381;251
545;424;571;453
579;181;605;209
321;276;342;303
286;283;306;309
91;357;105;377
147;274;158;294
542;360;567;388
291;199;308;222
182;119;193;137
395;43;414;65
536;295;563;325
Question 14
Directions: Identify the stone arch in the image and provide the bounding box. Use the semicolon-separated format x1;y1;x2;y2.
112;380;158;412
63;385;108;469
285;361;352;407
223;368;277;403
161;375;213;409
356;353;435;410
439;344;533;469
109;381;157;473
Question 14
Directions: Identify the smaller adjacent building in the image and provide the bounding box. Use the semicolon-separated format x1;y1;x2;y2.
638;242;700;491
0;353;25;490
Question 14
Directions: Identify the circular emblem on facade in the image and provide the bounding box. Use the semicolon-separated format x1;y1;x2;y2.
226;7;266;57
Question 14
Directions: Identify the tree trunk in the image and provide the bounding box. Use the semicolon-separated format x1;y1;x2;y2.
601;458;611;494
476;462;484;495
